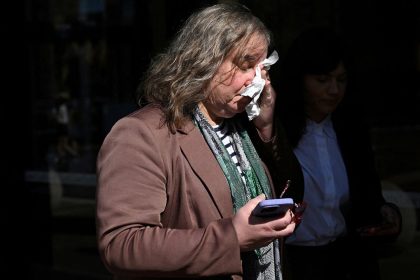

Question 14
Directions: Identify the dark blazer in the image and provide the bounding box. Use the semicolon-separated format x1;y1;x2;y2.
96;104;275;280
259;109;388;235
260;105;403;280
331;109;385;231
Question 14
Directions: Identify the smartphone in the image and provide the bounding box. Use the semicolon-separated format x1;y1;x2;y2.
252;198;294;217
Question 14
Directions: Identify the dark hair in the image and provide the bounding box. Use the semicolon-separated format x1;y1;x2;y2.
276;26;349;147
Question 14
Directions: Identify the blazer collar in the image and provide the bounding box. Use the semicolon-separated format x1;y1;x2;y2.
178;120;234;218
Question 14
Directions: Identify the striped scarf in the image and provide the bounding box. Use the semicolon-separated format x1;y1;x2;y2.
193;107;282;280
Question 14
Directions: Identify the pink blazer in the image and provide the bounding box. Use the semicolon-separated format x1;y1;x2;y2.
96;104;274;279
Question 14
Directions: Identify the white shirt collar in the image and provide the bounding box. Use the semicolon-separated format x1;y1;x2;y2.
306;115;336;139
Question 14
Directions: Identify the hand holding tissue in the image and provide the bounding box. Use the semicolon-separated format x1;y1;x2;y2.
241;50;279;120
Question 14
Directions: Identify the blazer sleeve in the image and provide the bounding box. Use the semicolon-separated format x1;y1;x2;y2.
334;111;386;228
96;115;242;278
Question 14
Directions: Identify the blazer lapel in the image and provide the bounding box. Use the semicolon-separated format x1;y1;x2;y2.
178;122;234;218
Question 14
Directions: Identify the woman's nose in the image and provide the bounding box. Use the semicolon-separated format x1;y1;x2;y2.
328;79;339;94
244;79;253;87
245;68;257;86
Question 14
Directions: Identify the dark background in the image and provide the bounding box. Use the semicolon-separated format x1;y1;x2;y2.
2;0;419;279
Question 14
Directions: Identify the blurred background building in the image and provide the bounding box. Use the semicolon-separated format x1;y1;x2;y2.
2;0;419;279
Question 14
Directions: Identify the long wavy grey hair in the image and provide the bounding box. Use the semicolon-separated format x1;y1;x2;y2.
139;3;272;132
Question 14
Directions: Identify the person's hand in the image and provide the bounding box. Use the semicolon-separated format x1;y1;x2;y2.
252;67;277;142
232;194;296;252
357;203;402;238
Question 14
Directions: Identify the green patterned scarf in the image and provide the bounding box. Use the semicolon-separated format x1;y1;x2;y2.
193;107;282;280
193;108;272;208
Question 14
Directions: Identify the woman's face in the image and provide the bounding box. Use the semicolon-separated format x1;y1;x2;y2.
199;33;268;125
303;62;347;123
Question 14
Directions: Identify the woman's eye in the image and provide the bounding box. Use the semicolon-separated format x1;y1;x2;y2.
316;76;329;83
337;75;348;83
238;63;252;71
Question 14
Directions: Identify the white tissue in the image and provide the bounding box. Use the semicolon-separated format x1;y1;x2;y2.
241;50;279;120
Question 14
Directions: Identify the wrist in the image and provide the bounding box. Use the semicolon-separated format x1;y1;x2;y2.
256;125;275;143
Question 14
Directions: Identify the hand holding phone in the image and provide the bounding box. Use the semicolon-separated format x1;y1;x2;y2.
252;198;294;217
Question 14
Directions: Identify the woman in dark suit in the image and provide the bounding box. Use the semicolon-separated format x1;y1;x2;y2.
270;27;402;280
96;3;296;280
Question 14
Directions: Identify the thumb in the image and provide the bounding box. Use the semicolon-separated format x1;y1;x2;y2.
249;193;266;207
